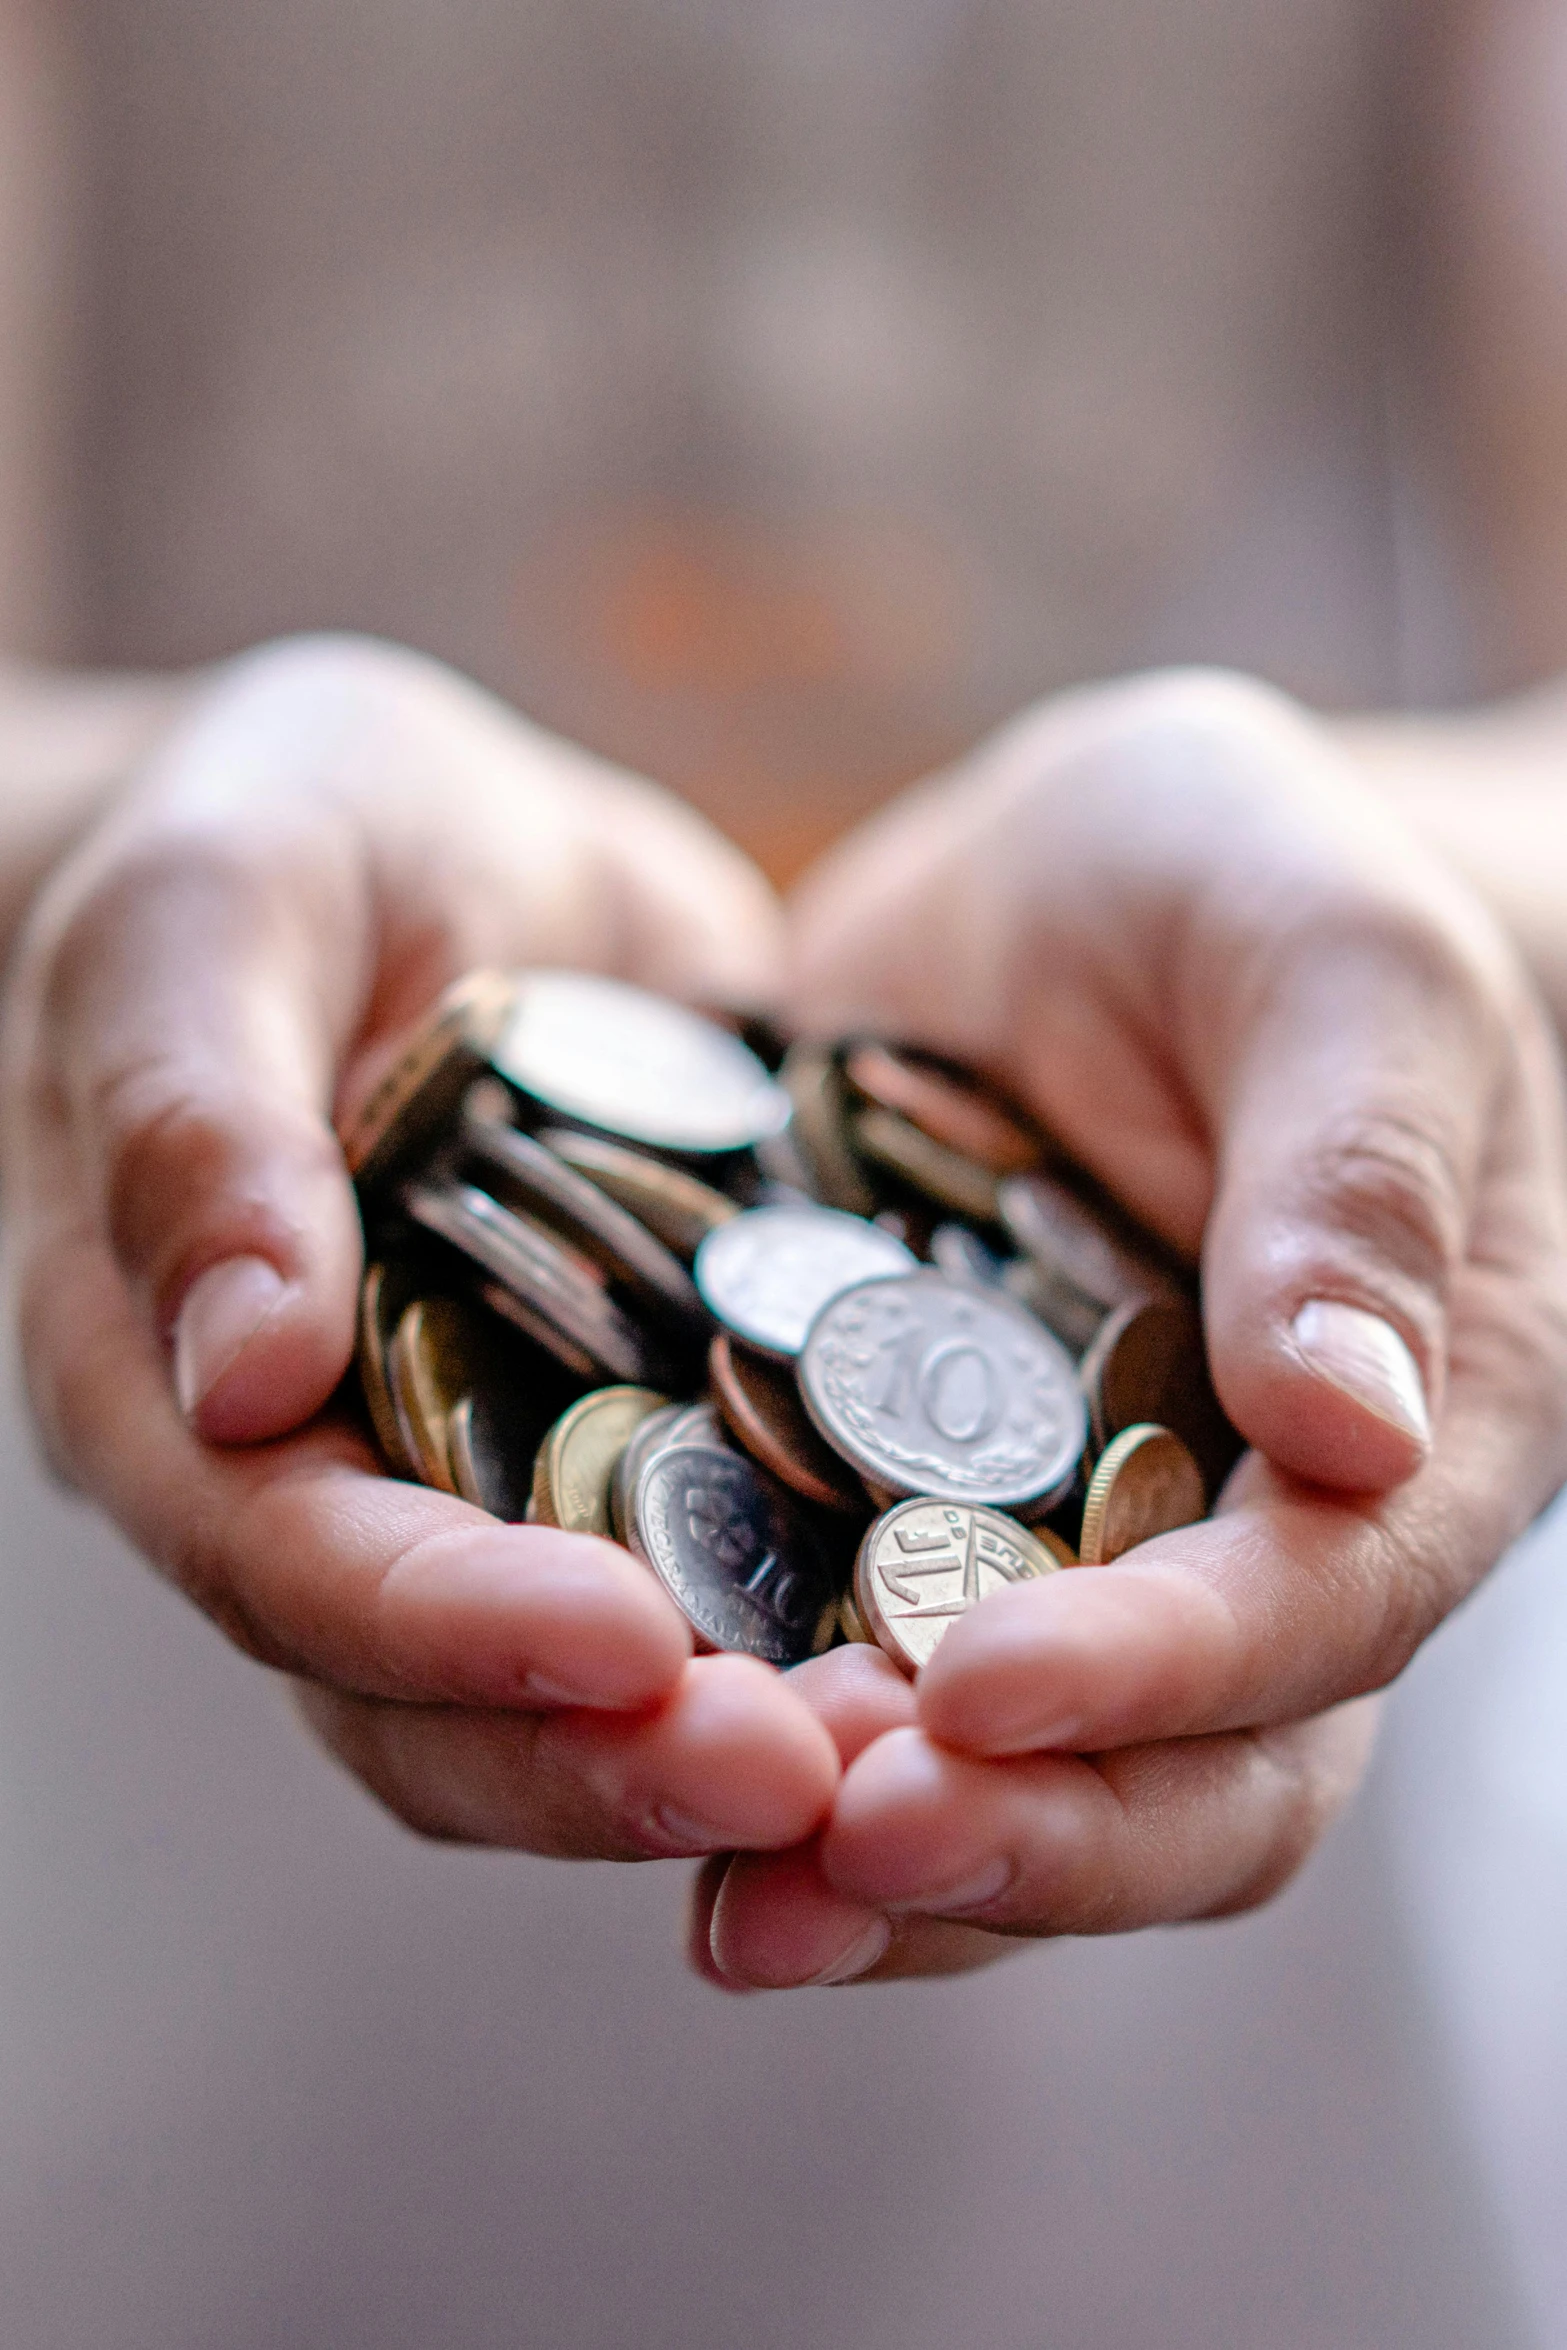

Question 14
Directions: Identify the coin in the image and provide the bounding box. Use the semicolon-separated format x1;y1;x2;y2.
998;1169;1178;1353
707;1332;866;1514
929;1223;1009;1291
460;1104;708;1333
838;1588;875;1644
538;1128;739;1260
447;1393;536;1523
531;1385;669;1537
799;1271;1086;1508
1077;1291;1236;1495
1078;1423;1205;1565
850;1105;1001;1223
842;1043;1041;1176
854;1498;1063;1674
695;1203;915;1360
779;1041;875;1214
402;1178;657;1385
610;1401;720;1545
387;1296;484;1494
339;969;516;1186
629;1440;842;1667
493;970;788;1155
357;1259;424;1478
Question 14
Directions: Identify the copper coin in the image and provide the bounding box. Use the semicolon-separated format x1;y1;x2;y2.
1078;1291;1237;1495
837;1588;875;1645
843;1042;1041;1176
854;1498;1062;1675
1079;1424;1206;1565
708;1333;866;1514
339;969;516;1186
531;1385;670;1537
538;1127;739;1261
629;1440;842;1667
850;1105;1001;1223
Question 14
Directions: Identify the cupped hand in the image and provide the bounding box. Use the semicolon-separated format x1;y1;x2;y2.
701;666;1567;1987
1;634;838;1860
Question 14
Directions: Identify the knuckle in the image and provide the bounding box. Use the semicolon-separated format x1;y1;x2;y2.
1293;1106;1468;1293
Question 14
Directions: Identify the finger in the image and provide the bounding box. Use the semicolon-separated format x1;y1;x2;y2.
298;1654;839;1857
704;1839;1016;1988
17;1205;699;1705
1198;897;1555;1491
9;636;787;1448
782;1644;917;1765
819;1706;1377;1935
920;1201;1567;1757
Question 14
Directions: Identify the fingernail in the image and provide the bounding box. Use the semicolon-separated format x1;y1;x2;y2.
174;1255;288;1417
646;1804;727;1855
1290;1300;1431;1447
887;1857;1014;1917
802;1917;891;1986
518;1672;602;1710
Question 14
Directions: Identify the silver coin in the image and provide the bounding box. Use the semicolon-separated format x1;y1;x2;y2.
611;1401;719;1546
460;1103;708;1333
630;1441;842;1666
402;1178;656;1385
492;970;789;1156
694;1204;915;1360
799;1270;1086;1508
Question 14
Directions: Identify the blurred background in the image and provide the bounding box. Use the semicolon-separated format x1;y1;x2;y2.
3;1;1565;2344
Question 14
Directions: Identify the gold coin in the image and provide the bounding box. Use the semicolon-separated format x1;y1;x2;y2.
532;1385;670;1537
357;1261;421;1478
837;1588;875;1645
387;1297;483;1494
854;1498;1062;1676
811;1592;843;1655
1079;1424;1205;1565
538;1128;739;1261
338;969;515;1184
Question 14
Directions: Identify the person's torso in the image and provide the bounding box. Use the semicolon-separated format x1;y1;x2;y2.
78;0;1418;870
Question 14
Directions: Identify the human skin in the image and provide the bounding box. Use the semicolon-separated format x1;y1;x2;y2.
4;0;1567;1970
701;669;1567;1986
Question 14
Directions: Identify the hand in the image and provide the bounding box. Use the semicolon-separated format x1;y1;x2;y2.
1;634;839;1861
699;667;1567;1987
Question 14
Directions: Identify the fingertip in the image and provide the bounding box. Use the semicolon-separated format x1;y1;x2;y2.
378;1524;694;1711
709;1846;891;1989
178;1253;357;1442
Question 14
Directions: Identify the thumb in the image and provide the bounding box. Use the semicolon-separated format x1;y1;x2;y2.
1199;917;1511;1491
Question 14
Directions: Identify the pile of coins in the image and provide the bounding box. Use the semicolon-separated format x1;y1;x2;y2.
342;970;1239;1676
